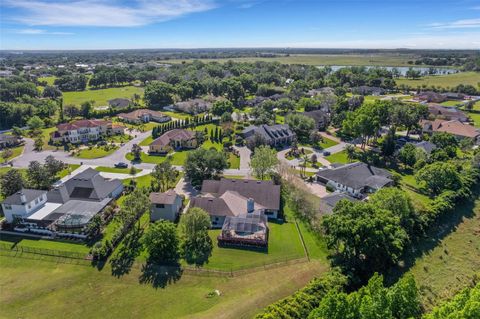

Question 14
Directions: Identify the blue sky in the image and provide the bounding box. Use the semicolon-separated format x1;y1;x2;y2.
1;0;479;50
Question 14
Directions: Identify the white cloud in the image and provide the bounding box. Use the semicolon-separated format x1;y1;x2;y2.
4;0;217;27
427;18;480;29
14;28;73;35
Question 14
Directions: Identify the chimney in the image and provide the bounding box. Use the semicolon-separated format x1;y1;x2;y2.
247;198;254;213
19;192;27;204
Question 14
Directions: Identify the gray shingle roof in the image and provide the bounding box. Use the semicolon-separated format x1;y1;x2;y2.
319;193;357;214
2;189;46;205
317;162;392;190
149;190;180;205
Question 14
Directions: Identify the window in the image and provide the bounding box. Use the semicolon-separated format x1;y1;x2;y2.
4;204;12;210
156;204;165;208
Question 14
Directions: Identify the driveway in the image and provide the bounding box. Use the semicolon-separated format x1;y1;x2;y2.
233;146;251;170
174;177;198;199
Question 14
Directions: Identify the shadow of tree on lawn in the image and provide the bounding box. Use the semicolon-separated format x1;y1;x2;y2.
110;229;143;277
139;262;183;289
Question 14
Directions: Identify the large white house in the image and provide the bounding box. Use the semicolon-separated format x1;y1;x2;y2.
50;119;125;144
1;189;50;223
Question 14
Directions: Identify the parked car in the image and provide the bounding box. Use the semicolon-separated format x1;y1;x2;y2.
323;151;331;156
114;162;128;168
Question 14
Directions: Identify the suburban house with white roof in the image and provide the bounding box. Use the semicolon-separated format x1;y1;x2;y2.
50;119;125;144
118;109;171;124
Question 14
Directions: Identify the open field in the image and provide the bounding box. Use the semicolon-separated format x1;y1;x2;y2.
0;234;90;254
63;86;144;106
396;71;480;89
159;53;423;67
388;191;480;311
0;256;327;319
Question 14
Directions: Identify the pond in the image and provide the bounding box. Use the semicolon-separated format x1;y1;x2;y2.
319;65;460;76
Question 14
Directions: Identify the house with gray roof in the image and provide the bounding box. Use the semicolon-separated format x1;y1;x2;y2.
242;124;295;149
316;162;393;198
0;134;21;149
149;189;183;222
319;193;358;215
302;110;330;130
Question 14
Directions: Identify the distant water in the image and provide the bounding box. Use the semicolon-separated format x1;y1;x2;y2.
319;65;459;76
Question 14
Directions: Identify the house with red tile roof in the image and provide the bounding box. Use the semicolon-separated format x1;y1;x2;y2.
51;119;125;144
148;129;197;153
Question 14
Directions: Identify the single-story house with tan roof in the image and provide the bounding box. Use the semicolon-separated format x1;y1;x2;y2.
420;119;480;143
149;129;197;153
118;109;171;124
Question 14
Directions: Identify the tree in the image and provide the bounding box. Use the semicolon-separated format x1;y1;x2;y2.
250;145;279;180
26;161;50;189
144;81;175;108
80;101;93;119
322;200;408;277
0;169;24;198
44;155;65;177
178;207;213;266
119;188;149;232
415;162;462;195
1;149;13;163
11;126;23;138
184;148;228;186
285;113;315;141
211;100;233;116
381;128;396;157
398;143;417;167
131;144;142;161
27;116;44;131
431;132;458;157
64;104;79;120
34;136;44;151
42;85;62;99
142;220;180;264
151;160;177;192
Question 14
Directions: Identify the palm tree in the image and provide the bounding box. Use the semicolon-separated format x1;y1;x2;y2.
346;145;355;163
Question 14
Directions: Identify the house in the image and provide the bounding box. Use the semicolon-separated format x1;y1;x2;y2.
1;168;123;237
50;119;125;144
190;178;281;227
319;192;358;215
420;119;480;143
307;87;335;97
413;141;437;154
0;134;21;149
414;91;446;103
174;98;212;114
149;129;197;154
302;110;330;130
149;190;183;222
316;162;393;198
217;209;269;248
427;104;469;122
351;86;386;96
108;98;131;110
118;109;171;124
442;92;466;100
242;124;296;148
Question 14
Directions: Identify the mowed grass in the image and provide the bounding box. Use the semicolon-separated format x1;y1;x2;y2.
75;146;119;159
398;193;480;311
95;166;142;174
0;234;90;254
0;256;327;319
325;150;351;164
63;86;144;106
1;145;24;162
159;53;421;67
467;111;480;127
396;71;480;89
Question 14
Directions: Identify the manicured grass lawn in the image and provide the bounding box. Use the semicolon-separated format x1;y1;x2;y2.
126;150;189;166
467;111;480;127
228;153;240;169
395;193;480;311
319;136;339;149
396;72;480;89
75;146;119;159
95;166;142;174
38;76;56;86
58;164;81;178
0;234;90;254
1;145;24;162
104;134;132;143
37;127;57;150
440;100;462;107
0;254;326;319
325;150;351;164
63;86;144;106
139;135;154;146
160;110;195;120
123;174;153;188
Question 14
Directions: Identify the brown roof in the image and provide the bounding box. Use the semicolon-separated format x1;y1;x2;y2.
57;119;110;131
150;129;195;147
200;178;280;211
118;109;167;121
427;104;468;121
149;189;180;205
421;119;479;138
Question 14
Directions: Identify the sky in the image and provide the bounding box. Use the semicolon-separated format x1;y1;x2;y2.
0;0;479;50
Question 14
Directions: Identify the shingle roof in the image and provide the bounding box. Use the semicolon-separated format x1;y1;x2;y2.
316;162;392;190
200;178;280;211
2;189;46;205
149;189;180;205
118;109;168;121
242;124;295;144
57;119;110;131
319;193;357;214
150;129;195;147
108;98;130;108
421;119;479;138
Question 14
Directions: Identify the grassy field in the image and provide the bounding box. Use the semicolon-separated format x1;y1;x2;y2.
396;72;480;89
467;111;480;127
0;256;327;319
159;53;422;67
75;146;119;159
325;150;351;164
0;234;90;254
63;86;144;106
388;191;480;311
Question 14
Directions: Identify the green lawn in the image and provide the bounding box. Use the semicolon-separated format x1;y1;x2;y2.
396;72;480;89
440;100;462;107
95;166;142;174
0;253;326;319
228;153;240;169
160;111;195;120
38;76;56;86
37;127;57;150
467;111;480;127
325;150;352;164
139;135;154;146
1;145;24;162
75;146;119;159
104;134;132;143
0;234;90;254
58;164;81;178
63;86;144;106
319;137;339;149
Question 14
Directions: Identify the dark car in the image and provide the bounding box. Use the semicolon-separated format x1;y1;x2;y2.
323;151;331;156
114;162;128;168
